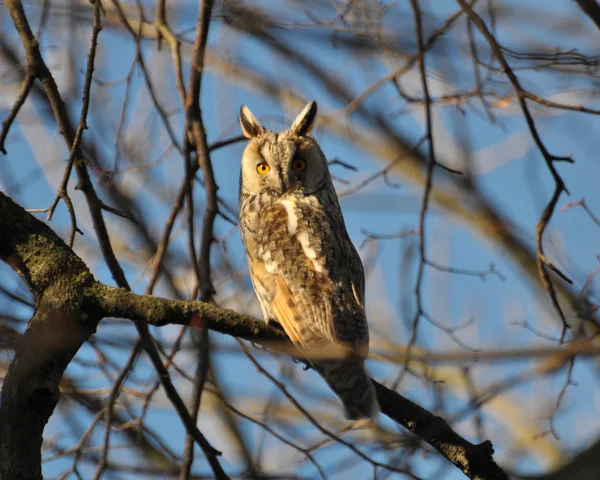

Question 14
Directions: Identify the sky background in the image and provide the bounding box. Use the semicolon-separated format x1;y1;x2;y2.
1;0;600;478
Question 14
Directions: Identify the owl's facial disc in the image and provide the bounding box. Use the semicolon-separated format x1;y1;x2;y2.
239;102;329;198
284;139;327;195
240;132;285;196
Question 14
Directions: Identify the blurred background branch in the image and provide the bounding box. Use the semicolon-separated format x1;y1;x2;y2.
1;0;600;478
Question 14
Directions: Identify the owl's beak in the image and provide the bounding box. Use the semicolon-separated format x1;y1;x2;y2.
284;176;302;193
279;169;296;193
277;170;288;194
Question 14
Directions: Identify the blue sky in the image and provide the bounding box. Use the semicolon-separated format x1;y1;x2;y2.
2;0;600;478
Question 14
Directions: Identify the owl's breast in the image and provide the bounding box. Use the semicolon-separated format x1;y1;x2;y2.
241;193;363;290
256;198;327;278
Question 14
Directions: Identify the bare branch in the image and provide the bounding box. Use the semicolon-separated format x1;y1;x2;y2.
457;0;573;341
574;0;600;32
0;190;508;480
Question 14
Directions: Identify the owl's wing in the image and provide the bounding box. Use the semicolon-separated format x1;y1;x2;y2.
271;275;333;351
245;199;367;357
271;276;306;345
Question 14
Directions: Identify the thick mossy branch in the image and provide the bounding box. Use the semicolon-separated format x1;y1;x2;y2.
0;193;95;302
0;191;508;480
0;192;100;479
91;284;286;341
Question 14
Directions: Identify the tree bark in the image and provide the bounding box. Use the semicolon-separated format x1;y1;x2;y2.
0;192;99;479
0;191;507;480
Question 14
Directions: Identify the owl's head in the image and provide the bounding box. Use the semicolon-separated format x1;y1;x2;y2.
239;101;330;198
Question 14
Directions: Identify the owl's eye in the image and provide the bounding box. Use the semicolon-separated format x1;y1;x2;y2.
292;158;307;172
256;162;271;175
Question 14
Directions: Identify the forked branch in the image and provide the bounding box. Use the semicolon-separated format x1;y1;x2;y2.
0;191;507;480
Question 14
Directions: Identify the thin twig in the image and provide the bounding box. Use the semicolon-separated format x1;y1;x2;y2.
0;68;35;155
457;0;573;342
180;1;216;477
399;0;441;389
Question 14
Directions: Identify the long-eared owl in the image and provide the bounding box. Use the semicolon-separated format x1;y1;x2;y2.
238;101;379;419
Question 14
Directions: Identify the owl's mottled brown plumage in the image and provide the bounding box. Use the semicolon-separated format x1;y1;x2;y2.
238;101;379;419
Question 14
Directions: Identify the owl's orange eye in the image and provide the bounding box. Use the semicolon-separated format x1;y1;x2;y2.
292;158;307;172
256;162;271;175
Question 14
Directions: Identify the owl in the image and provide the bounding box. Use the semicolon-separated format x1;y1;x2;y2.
238;101;379;420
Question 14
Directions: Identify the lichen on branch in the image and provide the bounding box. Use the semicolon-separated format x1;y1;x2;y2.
0;191;508;480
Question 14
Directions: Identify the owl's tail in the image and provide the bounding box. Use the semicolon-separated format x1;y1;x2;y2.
313;357;380;420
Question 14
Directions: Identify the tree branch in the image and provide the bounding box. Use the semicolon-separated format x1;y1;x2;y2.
0;192;98;480
181;0;216;473
574;0;600;31
0;190;508;479
457;0;572;342
1;0;230;475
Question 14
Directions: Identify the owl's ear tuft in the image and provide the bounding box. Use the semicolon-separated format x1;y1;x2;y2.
290;101;318;136
240;105;265;138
